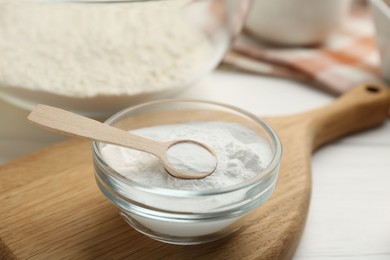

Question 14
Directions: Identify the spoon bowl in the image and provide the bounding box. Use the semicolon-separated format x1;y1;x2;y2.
164;140;217;179
27;104;217;179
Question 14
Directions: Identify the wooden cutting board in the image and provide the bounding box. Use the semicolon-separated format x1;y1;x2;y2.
1;84;389;260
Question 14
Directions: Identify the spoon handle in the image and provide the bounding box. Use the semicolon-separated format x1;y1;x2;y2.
28;104;164;155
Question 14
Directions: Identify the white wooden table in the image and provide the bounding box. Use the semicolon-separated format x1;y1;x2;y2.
1;70;389;260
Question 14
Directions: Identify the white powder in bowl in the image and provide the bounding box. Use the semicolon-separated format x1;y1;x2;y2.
0;1;213;97
100;121;273;191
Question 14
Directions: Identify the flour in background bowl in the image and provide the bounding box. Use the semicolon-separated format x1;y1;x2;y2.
0;1;213;97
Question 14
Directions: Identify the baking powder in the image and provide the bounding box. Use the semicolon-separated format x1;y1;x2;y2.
101;121;272;190
167;142;217;176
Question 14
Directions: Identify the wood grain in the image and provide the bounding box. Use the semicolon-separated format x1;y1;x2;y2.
0;84;389;260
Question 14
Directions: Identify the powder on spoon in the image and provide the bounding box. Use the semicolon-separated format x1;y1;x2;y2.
167;142;217;176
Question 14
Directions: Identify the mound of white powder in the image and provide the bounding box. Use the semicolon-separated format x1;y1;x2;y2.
0;1;212;97
101;121;273;191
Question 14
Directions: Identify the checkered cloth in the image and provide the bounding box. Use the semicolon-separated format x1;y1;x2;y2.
229;7;384;96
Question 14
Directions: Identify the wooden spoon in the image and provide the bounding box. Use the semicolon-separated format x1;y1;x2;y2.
27;104;217;180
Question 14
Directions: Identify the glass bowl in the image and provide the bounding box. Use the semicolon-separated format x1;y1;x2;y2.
92;100;282;245
0;0;249;116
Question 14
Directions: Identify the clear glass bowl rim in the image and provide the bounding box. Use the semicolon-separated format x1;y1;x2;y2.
92;98;282;198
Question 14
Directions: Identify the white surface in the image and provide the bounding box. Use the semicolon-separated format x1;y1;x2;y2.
1;69;390;259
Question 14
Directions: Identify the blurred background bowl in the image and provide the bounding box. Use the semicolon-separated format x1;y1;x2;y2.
0;0;249;117
245;0;352;46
